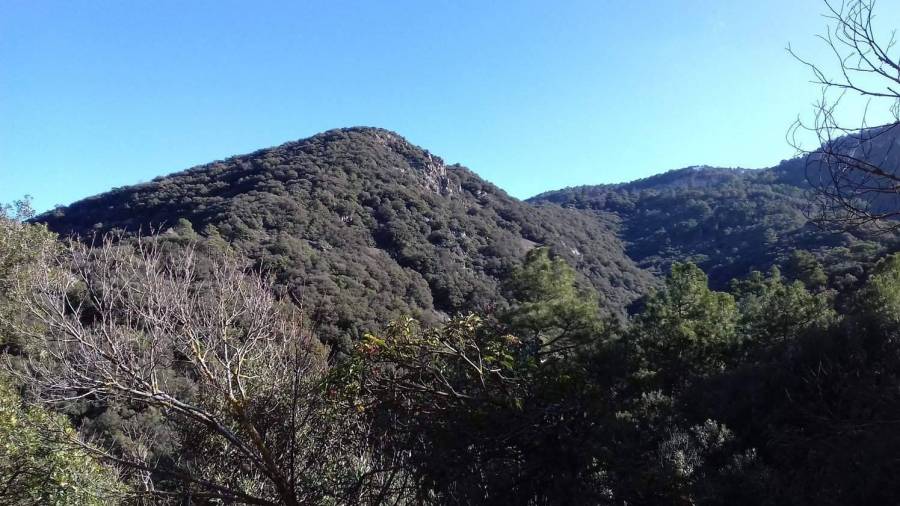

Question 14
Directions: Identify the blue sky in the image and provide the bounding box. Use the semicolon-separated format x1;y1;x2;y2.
3;0;899;212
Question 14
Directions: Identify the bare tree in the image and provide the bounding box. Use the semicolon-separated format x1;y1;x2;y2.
788;0;900;232
6;235;393;504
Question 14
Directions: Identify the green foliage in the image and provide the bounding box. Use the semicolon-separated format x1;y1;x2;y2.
501;247;604;356
347;251;900;505
532;165;897;289
633;262;738;387
349;314;532;503
785;249;828;290
0;378;122;505
731;266;836;353
345;253;626;504
0;203;121;504
856;252;900;325
705;253;900;505
347;255;780;505
0;202;59;349
172;217;198;239
5;215;900;504
12;127;900;504
38;128;653;352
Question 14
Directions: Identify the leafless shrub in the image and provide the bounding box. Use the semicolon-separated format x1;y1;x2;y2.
6;234;394;504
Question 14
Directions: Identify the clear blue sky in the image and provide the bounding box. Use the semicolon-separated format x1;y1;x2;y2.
3;0;899;212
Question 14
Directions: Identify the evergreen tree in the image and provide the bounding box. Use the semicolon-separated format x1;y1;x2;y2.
632;262;738;389
501;247;604;357
785;249;828;290
856;253;900;326
731;266;836;354
0;378;122;505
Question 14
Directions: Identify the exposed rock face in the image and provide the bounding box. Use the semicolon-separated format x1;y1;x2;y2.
373;129;454;196
419;154;454;196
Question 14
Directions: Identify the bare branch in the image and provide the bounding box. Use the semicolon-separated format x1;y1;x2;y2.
4;233;392;504
789;0;900;232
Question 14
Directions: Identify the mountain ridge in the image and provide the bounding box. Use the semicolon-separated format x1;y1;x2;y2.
531;147;899;287
37;127;654;349
36;126;900;345
530;165;757;199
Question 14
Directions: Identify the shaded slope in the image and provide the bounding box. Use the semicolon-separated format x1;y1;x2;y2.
532;163;898;289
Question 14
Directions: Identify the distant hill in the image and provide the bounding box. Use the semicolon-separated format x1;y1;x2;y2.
531;159;898;289
39;127;654;349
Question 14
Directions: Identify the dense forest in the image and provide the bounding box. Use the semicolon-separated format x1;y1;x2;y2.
3;203;900;504
4;0;900;497
38;128;653;353
36;127;900;343
532;162;898;291
0;121;897;504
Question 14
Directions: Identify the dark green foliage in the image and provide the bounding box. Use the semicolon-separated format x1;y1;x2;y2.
731;266;836;354
8;203;900;503
784;249;828;290
348;252;900;505
349;257;759;505
531;165;899;289
350;255;621;504
694;254;900;505
38;128;653;351
37;127;900;351
18;127;900;504
500;247;605;356
631;262;738;389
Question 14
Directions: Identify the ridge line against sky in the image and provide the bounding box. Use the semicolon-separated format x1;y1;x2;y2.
3;0;900;212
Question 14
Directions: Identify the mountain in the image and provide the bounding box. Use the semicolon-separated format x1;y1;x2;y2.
38;126;900;347
38;127;654;350
531;159;898;290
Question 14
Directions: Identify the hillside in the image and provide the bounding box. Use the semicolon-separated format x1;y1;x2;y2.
38;127;653;349
39;126;900;345
532;160;899;289
20;126;900;505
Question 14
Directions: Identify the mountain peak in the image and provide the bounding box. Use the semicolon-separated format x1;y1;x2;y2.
279;127;451;195
37;128;653;349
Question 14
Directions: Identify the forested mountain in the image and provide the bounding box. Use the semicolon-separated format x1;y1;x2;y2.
39;127;900;344
38;127;653;349
13;125;900;505
532;157;899;290
9;0;900;500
